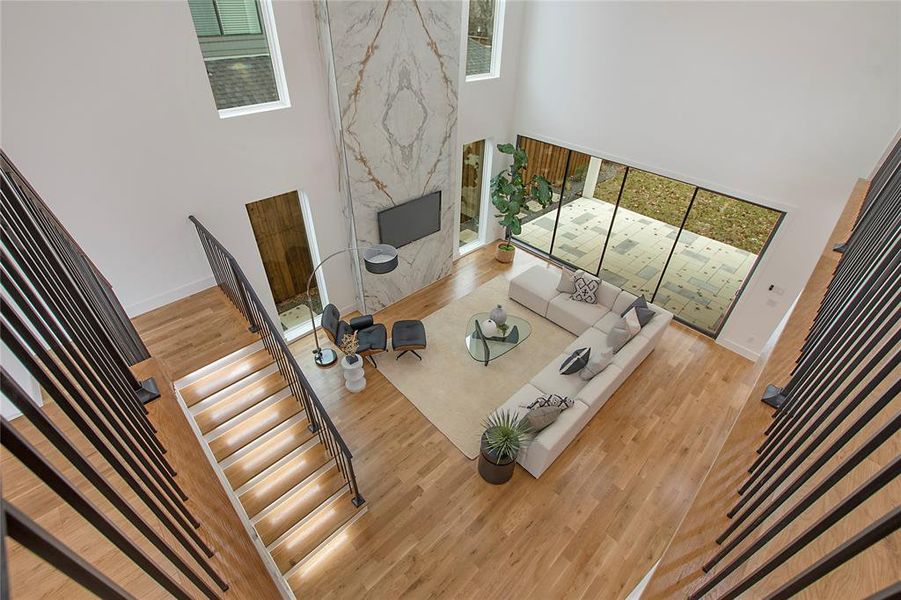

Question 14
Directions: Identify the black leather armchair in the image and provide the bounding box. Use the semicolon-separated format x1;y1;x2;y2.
320;304;387;367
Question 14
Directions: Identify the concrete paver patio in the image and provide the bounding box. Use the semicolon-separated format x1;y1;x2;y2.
517;196;757;334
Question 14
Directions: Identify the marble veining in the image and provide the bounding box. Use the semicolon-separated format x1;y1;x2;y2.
319;0;461;311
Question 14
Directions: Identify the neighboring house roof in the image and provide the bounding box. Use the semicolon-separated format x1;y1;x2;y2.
466;38;492;76
205;55;278;110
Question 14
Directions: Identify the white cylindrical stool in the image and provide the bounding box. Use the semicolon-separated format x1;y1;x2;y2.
341;355;366;393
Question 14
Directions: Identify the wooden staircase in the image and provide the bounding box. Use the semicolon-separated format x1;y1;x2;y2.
174;340;367;595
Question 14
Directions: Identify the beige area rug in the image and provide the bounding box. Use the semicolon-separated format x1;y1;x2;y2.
377;275;575;459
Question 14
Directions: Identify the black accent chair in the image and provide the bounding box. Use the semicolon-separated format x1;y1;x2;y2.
320;304;387;367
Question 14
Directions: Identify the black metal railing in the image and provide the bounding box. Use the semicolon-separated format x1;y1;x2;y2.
687;137;900;598
2;151;227;597
189;215;364;508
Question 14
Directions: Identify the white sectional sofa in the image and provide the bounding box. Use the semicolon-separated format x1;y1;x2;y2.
499;264;673;478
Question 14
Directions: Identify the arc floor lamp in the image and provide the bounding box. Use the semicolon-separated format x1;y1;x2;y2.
306;243;399;367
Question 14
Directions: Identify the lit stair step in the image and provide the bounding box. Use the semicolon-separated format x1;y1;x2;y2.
239;443;331;519
208;393;302;461
257;467;347;546
202;387;292;441
175;340;264;389
271;490;363;575
226;425;316;490
188;363;279;414
219;413;306;470
195;371;287;434
180;346;274;406
283;505;368;585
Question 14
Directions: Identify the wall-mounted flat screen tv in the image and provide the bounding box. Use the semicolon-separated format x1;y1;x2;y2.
377;191;441;248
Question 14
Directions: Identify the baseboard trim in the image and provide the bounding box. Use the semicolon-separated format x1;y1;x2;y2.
715;337;761;362
126;275;216;318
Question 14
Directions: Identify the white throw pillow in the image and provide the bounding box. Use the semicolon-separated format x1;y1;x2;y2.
556;269;576;294
623;307;643;336
579;349;613;380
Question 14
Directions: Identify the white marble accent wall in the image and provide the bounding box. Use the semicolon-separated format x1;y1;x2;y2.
318;0;461;312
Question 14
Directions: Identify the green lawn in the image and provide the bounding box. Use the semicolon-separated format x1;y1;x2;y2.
592;166;781;254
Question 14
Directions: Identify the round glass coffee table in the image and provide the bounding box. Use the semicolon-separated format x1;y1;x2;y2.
465;312;532;366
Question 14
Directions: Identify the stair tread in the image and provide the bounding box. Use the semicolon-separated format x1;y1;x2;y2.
195;372;287;433
239;444;332;518
271;491;360;574
209;395;302;461
181;347;273;406
225;422;315;489
257;467;346;545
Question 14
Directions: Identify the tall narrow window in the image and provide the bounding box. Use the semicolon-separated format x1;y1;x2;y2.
188;0;289;116
460;140;486;248
246;191;324;333
465;0;503;78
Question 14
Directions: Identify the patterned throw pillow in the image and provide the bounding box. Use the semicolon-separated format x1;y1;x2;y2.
620;295;656;326
579;349;613;380
559;347;591;375
521;394;574;411
520;405;562;433
571;272;600;304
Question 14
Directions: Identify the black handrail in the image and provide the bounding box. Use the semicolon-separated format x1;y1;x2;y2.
189;215;364;507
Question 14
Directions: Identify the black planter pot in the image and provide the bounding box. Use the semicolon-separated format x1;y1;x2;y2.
478;433;516;484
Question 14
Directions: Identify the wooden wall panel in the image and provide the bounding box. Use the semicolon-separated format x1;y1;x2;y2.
245;191;315;307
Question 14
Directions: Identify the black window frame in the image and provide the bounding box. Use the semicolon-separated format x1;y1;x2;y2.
511;134;786;339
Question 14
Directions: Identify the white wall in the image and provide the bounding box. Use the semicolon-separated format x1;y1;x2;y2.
512;1;900;358
456;0;527;251
1;0;357;323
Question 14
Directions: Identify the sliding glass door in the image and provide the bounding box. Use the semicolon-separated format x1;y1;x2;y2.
599;169;695;297
511;135;784;337
654;189;783;333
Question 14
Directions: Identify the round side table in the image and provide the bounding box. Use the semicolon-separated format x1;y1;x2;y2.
341;355;366;393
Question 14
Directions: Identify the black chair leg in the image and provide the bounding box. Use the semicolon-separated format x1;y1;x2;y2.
367;355;378;368
396;350;423;361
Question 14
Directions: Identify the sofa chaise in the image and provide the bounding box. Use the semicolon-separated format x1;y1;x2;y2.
499;264;673;478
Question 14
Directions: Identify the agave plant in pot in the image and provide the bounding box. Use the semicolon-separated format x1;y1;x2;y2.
490;143;553;263
478;409;532;484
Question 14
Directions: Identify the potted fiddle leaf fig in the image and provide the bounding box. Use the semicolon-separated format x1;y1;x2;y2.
490;143;553;263
478;409;531;484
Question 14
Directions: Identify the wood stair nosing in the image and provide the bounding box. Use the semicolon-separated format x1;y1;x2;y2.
180;346;274;405
216;412;307;469
239;443;333;518
256;467;347;546
195;372;288;434
209;394;302;462
175;340;264;389
203;385;294;441
228;432;318;493
271;490;362;575
282;505;368;583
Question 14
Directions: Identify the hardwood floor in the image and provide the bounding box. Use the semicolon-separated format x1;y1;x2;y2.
134;244;756;599
1;358;281;600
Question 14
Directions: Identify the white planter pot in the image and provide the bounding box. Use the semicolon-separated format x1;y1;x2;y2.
341;355;366;393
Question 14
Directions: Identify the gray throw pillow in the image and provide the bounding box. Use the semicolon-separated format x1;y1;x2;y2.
560;347;591;375
579;349;613;380
607;318;634;352
556;269;576;294
621;295;656;327
520;405;562;433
